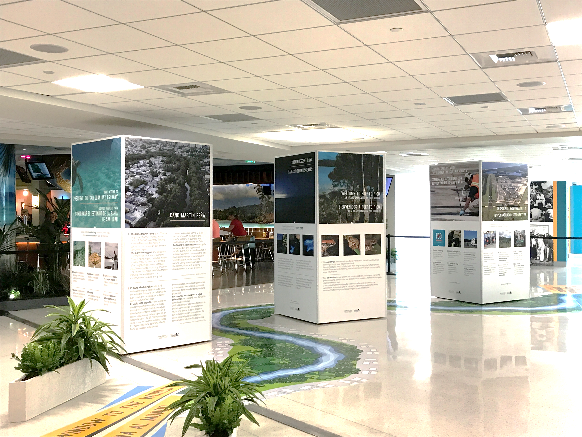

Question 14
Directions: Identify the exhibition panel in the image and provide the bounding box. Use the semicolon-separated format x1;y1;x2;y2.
71;136;212;353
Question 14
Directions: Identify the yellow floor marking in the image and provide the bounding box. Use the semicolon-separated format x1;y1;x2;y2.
41;385;182;437
100;395;180;437
543;285;582;294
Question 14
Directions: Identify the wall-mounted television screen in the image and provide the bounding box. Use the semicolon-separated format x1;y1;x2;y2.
27;162;53;180
386;176;393;196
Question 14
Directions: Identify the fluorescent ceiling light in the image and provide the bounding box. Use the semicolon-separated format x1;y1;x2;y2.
547;18;582;46
53;74;143;92
257;127;371;143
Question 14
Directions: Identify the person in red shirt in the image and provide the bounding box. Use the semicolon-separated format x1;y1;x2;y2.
228;215;247;237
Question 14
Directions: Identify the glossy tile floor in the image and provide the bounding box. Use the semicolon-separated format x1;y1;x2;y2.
3;255;582;436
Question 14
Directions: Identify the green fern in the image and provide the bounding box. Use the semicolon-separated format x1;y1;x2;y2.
12;341;63;380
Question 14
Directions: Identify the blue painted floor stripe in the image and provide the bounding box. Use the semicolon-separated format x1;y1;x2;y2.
99;386;153;410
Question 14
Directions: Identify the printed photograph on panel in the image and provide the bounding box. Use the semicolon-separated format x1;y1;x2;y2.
482;162;528;221
71;138;122;228
433;229;445;247
499;230;512;248
484;230;496;249
464;230;478;248
277;233;287;254
125;137;210;228
73;241;85;267
88;241;101;268
530;181;553;222
514;230;526;248
289;234;301;255
343;234;361;255
430;162;480;221
319;152;384;224
365;234;382;255
447;230;461;247
302;235;314;256
104;242;119;270
321;235;339;257
531;226;554;264
214;184;273;224
275;153;315;223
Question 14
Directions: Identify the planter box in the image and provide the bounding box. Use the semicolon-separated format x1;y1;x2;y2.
9;358;107;422
0;296;68;312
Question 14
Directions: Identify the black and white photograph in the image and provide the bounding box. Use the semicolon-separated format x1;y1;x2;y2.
343;234;361;256
277;233;287;254
104;242;119;270
482;162;528;221
125;137;210;228
321;235;339;257
530;181;553;222
447;230;461;248
499;230;512;248
531;227;554;265
514;230;526;248
484;231;496;249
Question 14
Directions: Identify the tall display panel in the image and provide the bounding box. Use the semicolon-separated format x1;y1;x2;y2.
70;136;212;353
430;162;529;304
274;152;386;324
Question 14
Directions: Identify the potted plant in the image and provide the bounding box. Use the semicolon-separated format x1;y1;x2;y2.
166;355;264;437
9;298;125;422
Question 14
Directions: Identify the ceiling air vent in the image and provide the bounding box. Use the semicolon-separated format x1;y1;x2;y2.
518;104;573;115
205;114;261;122
471;46;555;68
304;0;423;23
444;93;507;106
290;122;334;129
0;48;44;68
155;81;229;97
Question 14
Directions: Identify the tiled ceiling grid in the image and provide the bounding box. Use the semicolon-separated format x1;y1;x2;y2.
0;0;580;156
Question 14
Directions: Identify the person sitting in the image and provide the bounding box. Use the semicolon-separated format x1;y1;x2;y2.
228;215;247;237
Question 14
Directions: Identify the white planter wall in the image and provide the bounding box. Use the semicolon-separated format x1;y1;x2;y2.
9;358;107;422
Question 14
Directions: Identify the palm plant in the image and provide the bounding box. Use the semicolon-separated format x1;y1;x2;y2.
166;355;263;437
31;298;125;372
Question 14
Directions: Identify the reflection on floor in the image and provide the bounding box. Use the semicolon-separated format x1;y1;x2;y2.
3;263;582;436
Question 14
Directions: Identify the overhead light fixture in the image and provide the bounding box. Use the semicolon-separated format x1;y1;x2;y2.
30;43;68;53
53;74;143;92
22;189;29;196
399;152;429;157
517;81;546;88
258;125;372;143
547;17;582;46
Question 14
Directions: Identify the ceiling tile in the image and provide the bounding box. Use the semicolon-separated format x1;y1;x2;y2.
454;26;552;53
390;98;453;110
404;106;464;117
326;63;407;81
423;0;510;11
291;107;350;118
494;76;566;92
566;76;582;89
560;60;582;77
206;76;281;92
434;0;543;35
484;62;562;81
185;37;285;62
258;26;362;54
431;82;501;97
352;76;425;93
396;55;479;75
555;45;582;62
0;19;43;42
509;97;571;107
458;101;520;113
184;2;262;12
342;102;399;113
60;25;169;52
0;0;115;33
112;70;189;87
296;46;387;69
2;62;87;81
416;69;491;87
538;0;582;23
373;87;439;102
0;71;42;87
106;87;175;100
341;13;448;45
246;109;302;120
229;55;315;76
267;99;327;111
372;36;465;62
8;82;78;96
98;100;162;112
294;82;361;98
209;0;331;35
125;96;199;109
239;88;305;102
172;105;235;116
317;93;382;107
188;93;258;106
57;55;151;75
130;13;246;45
118;46;214;69
0;35;104;61
167;63;252;81
67;0;199;22
264;70;341;88
131;108;193;120
360;110;410;120
503;87;569;102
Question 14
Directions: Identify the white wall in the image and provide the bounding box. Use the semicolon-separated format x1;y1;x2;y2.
394;166;430;238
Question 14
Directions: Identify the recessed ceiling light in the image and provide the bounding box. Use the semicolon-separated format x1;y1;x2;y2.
239;105;262;110
53;74;143;92
43;70;54;75
30;44;68;53
517;81;546;88
547;18;582;46
390;27;403;32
